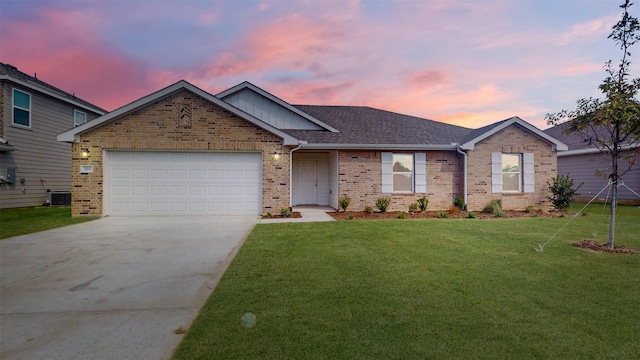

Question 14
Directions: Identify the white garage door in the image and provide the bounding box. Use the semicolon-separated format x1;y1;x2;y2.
105;151;262;216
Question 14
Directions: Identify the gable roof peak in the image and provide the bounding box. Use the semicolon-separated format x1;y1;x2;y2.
57;79;299;145
460;116;567;151
216;82;340;132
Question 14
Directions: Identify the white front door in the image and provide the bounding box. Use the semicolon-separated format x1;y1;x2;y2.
298;160;318;204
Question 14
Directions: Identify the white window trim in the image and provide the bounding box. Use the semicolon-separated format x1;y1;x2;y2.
74;109;87;127
382;152;426;194
491;152;535;193
12;88;31;128
502;153;522;193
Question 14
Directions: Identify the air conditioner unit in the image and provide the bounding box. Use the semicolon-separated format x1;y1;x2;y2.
47;191;72;206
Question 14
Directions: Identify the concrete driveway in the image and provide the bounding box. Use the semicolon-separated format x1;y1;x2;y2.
0;215;258;360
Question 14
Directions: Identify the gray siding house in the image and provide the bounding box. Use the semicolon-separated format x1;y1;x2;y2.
0;63;105;209
544;123;639;205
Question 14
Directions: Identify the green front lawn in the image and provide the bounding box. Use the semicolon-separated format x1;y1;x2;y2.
172;204;640;359
0;207;97;239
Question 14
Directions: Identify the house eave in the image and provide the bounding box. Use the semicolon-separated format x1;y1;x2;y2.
557;143;638;157
0;75;106;115
298;143;459;151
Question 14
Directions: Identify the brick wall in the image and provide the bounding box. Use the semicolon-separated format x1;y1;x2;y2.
466;124;557;211
337;150;463;212
71;89;290;216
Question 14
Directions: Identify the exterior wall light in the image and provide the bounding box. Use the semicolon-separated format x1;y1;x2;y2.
82;148;90;157
273;151;280;160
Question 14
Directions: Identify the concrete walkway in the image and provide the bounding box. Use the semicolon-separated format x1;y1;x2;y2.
0;216;258;360
259;206;336;224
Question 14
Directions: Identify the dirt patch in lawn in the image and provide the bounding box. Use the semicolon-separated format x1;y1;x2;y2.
328;209;568;221
573;239;639;254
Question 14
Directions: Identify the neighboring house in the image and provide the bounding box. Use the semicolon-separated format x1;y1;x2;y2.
57;80;567;217
544;123;640;205
0;62;106;209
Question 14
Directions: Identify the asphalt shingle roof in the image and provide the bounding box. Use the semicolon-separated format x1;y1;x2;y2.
287;105;474;145
0;62;106;114
543;121;637;151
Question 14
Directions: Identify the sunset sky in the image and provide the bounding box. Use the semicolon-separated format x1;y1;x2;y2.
1;0;637;129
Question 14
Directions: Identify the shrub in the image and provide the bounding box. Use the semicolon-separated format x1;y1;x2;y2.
408;202;419;213
467;211;476;218
417;196;429;211
266;212;272;218
348;214;355;220
525;205;535;213
448;205;461;216
376;197;391;213
547;174;582;211
280;208;292;217
482;199;502;217
339;194;351;212
397;213;405;219
364;205;373;214
439;211;449;218
453;196;465;209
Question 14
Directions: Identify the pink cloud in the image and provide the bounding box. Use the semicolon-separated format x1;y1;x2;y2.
202;13;348;79
1;7;169;111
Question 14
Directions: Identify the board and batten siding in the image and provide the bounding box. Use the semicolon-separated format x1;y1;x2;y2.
221;88;323;130
558;150;640;204
0;81;100;209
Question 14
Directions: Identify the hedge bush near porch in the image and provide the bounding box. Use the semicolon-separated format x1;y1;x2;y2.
173;204;640;359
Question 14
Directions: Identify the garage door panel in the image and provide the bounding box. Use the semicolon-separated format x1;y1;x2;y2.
189;169;205;180
131;170;148;179
131;186;147;195
150;169;167;179
150;186;166;195
245;186;259;196
170;170;187;180
106;151;262;216
189;186;205;195
170;186;187;196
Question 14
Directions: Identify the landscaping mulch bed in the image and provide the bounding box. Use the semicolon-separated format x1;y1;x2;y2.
261;212;302;219
573;239;639;254
328;209;567;221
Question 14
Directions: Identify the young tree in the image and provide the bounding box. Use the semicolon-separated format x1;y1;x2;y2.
546;0;640;249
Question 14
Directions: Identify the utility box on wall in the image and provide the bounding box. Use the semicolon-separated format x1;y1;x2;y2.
47;191;72;206
6;168;16;184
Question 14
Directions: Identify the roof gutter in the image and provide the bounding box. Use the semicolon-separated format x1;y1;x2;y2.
455;144;468;210
557;143;638;157
298;143;459;151
289;141;308;209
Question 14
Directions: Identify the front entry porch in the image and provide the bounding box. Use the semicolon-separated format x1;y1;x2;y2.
291;151;338;209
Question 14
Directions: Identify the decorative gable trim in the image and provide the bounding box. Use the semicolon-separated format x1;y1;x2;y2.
216;81;340;133
57;80;300;145
461;117;568;151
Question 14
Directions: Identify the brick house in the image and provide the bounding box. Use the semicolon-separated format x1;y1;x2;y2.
58;80;567;217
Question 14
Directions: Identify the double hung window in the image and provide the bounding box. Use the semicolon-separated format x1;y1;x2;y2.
12;89;31;127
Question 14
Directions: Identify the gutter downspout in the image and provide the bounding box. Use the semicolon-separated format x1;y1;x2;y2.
289;140;307;209
456;145;468;210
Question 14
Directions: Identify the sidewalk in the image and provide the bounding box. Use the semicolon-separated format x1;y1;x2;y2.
259;206;336;224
